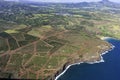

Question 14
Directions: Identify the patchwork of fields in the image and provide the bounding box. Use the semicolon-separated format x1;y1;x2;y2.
0;28;110;79
0;0;119;79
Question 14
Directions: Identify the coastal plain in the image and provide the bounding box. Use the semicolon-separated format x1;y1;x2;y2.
0;0;120;79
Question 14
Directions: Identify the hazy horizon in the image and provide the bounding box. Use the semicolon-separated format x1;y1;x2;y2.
5;0;120;3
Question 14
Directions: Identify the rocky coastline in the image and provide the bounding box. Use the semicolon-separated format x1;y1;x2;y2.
48;40;114;80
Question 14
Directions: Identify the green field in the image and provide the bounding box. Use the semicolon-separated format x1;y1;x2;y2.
0;0;119;79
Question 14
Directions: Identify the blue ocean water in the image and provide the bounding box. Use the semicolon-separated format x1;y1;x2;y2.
57;38;120;80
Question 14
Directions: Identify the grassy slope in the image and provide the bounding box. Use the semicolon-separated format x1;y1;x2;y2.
0;26;111;79
0;2;119;79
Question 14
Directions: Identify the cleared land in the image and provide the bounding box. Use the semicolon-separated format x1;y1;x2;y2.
0;28;110;79
0;0;118;79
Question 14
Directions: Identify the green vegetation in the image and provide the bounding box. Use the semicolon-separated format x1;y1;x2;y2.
8;38;19;50
0;55;10;69
0;38;8;53
45;39;65;54
10;54;23;69
36;40;53;53
27;56;48;68
5;30;19;34
11;33;25;41
0;0;119;79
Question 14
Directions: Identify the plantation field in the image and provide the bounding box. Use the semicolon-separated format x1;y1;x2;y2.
0;0;119;79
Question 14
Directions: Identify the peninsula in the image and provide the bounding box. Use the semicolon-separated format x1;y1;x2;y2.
0;0;120;80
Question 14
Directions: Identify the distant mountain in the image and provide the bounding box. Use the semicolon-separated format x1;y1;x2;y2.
72;0;120;8
1;0;120;15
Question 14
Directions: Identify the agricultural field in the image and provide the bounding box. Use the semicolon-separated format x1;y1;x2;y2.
0;27;110;79
0;38;9;54
0;0;120;79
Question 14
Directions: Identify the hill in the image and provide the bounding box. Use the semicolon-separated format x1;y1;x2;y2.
0;0;119;79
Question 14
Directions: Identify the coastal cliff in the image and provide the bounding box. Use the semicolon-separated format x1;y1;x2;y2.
0;28;113;80
48;40;113;80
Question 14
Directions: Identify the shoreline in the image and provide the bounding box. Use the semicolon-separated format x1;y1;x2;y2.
55;38;115;80
100;37;112;40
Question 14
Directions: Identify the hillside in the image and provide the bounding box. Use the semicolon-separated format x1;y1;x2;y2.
0;27;111;79
0;0;119;79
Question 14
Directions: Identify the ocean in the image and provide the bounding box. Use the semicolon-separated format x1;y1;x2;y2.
56;38;120;80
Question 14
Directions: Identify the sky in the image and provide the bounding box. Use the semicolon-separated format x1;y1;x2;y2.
5;0;120;3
